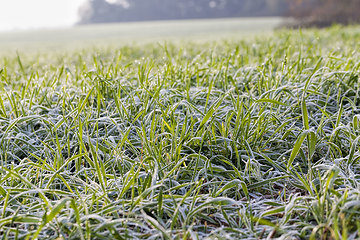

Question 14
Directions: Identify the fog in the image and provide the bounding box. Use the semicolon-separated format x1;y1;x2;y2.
0;0;85;31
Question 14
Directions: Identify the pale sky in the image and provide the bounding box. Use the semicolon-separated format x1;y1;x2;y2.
0;0;87;31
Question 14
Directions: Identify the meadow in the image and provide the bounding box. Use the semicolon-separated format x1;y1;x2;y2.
0;21;360;239
0;18;282;55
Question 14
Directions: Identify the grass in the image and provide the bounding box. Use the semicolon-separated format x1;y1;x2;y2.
0;24;360;239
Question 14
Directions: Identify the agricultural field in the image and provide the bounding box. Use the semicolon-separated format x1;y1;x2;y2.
0;22;360;239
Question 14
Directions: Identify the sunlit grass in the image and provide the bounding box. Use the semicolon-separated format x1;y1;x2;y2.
0;25;360;239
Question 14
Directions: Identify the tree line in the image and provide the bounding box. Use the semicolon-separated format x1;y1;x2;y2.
78;0;289;24
78;0;360;27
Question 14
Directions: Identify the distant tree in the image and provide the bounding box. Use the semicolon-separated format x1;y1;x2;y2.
78;0;113;24
288;0;360;27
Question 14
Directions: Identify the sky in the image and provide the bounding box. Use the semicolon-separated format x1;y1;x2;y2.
0;0;86;31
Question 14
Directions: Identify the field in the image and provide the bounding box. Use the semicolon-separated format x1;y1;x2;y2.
0;18;282;55
1;20;360;239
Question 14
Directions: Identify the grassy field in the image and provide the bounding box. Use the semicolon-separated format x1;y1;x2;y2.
1;22;360;239
0;18;282;55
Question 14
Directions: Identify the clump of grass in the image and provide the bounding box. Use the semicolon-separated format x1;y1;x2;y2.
0;25;360;239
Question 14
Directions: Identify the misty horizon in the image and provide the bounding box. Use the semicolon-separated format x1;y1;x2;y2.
0;0;85;32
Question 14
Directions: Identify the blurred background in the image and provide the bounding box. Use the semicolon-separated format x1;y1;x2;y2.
77;0;289;24
0;0;359;53
2;0;359;31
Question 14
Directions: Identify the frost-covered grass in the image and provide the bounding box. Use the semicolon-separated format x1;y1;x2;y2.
1;26;360;239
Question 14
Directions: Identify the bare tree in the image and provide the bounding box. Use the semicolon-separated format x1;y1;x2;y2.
288;0;360;27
